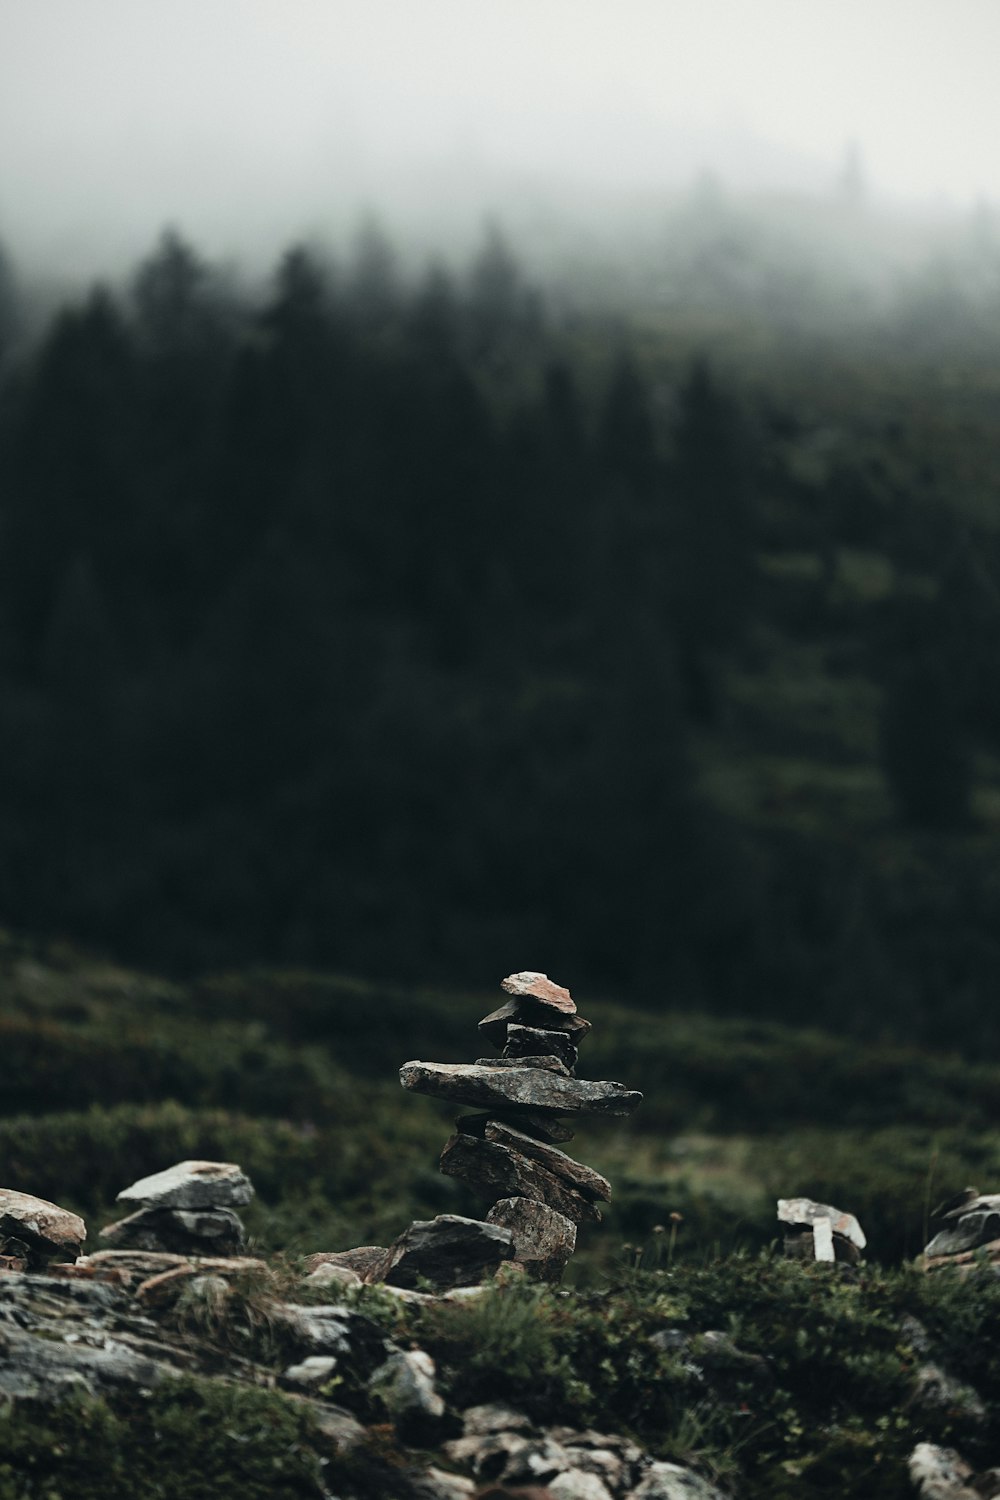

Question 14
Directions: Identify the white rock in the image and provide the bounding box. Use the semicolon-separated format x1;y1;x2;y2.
369;1348;445;1420
628;1461;728;1499
117;1161;253;1210
282;1355;338;1389
909;1442;980;1500
550;1469;615;1500
305;1262;362;1290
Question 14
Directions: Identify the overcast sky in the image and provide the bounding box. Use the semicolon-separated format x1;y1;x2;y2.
3;0;999;278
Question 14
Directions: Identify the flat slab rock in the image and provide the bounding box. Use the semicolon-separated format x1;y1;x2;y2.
117;1160;254;1210
777;1196;866;1249
487;1197;576;1281
304;1247;390;1282
99;1206;246;1256
484;1120;611;1202
0;1189;86;1263
383;1214;514;1291
473;1055;570;1074
441;1133;601;1225
479;1001;591;1051
456;1111;575;1146
401;1060;641;1118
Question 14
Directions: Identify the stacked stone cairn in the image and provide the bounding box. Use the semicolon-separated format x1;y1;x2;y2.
98;1160;254;1257
778;1196;866;1264
399;970;642;1283
922;1188;1000;1273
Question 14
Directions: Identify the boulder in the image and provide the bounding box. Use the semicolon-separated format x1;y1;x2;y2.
486;1198;577;1281
461;1402;533;1435
276;1303;390;1377
0;1188;86;1264
117;1160;253;1210
383;1214;514;1291
440;1134;601;1224
484;1121;611;1202
627;1461;728;1498
369;1347;445;1422
99;1206;246;1256
401;1061;641;1118
925;1211;1000;1258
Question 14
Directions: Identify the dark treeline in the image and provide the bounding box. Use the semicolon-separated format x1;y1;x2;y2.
1;225;1000;1048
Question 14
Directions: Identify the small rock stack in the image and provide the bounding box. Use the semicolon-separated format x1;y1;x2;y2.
922;1188;1000;1273
778;1197;866;1264
99;1160;254;1257
400;971;642;1281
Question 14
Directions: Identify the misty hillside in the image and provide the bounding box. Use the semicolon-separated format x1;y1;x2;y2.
1;221;1000;1055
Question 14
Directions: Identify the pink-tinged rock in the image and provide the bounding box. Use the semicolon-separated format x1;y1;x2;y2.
501;972;576;1013
777;1197;866;1249
0;1188;86;1263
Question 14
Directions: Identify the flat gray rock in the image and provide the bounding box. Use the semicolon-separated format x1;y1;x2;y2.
479;1001;591;1051
117;1160;254;1210
99;1206;246;1256
383;1214;514;1291
484;1120;611;1202
401;1061;641;1118
628;1461;728;1498
924;1211;1000;1258
487;1197;577;1280
440;1133;601;1224
0;1189;86;1264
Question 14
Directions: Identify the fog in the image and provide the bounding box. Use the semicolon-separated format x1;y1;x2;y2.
3;0;1000;286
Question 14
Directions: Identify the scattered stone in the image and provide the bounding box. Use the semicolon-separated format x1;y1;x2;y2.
484;1121;611;1202
383;1214;514;1291
298;1399;366;1449
99;1206;246;1256
909;1364;988;1436
412;1467;475;1499
462;1402;533;1436
778;1196;865;1262
0;1189;86;1265
369;1347;445;1423
924;1237;1000;1275
280;1354;338;1390
277;1303;390;1376
443;1429;572;1485
925;1211;1000;1259
486;1198;577;1281
908;1442;981;1500
117;1160;254;1211
627;1460;728;1498
304;1262;363;1290
440;1134;601;1225
401;1061;641;1118
549;1470;615;1500
303;1246;390;1281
